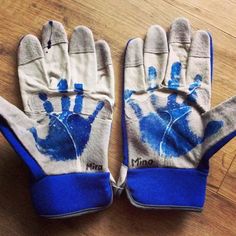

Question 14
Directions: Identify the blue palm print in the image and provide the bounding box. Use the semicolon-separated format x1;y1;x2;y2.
125;63;223;157
29;79;104;161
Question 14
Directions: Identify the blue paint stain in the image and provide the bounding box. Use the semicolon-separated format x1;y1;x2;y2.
39;93;48;101
67;115;92;156
57;79;68;93
29;79;104;161
39;93;54;113
189;74;202;90
168;62;181;89
88;101;104;123
127;62;223;157
61;95;70;111
203;120;223;140
124;89;134;100
148;66;157;81
187;74;203;102
43;101;54;113
74;83;83;92
130;102;143;119
74;94;83;113
73;83;84;113
150;94;158;107
147;66;158;90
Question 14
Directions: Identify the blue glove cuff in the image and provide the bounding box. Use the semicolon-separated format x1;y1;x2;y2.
31;172;113;218
126;167;208;210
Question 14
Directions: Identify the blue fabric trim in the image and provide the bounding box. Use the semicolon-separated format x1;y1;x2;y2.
122;39;134;166
208;32;213;82
31;172;112;217
0;116;45;180
198;130;236;170
127;168;208;209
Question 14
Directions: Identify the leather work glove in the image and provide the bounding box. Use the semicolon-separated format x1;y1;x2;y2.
118;17;236;210
0;20;115;218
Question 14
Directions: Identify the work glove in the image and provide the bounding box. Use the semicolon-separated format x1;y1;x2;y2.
118;17;236;210
0;20;115;218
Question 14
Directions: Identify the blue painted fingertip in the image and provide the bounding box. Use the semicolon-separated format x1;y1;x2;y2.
39;93;48;101
39;93;53;113
148;66;157;81
147;66;158;90
168;62;181;89
57;79;68;93
43;101;54;113
88;101;105;123
74;83;83;93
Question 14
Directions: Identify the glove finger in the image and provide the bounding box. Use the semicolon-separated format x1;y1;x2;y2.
69;26;97;93
42;21;70;90
186;31;212;112
95;40;114;100
0;97;45;179
18;34;49;112
197;96;236;168
163;17;191;89
144;25;168;90
124;38;145;96
0;97;34;131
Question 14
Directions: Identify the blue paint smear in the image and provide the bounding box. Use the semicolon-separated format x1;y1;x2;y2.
148;66;157;81
88;101;104;123
187;74;203;102
124;89;134;100
127;62;223;157
148;66;158;90
128;100;143;119
150;94;158;107
203;120;223;140
168;62;181;89
29;79;104;161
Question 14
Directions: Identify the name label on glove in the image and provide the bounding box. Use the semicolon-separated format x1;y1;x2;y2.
86;162;103;171
131;158;154;167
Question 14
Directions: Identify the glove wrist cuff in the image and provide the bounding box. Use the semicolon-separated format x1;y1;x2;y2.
31;172;113;218
126;167;208;210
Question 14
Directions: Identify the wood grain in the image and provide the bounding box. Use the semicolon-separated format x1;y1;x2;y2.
0;0;235;235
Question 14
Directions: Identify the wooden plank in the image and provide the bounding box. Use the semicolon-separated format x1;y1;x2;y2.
218;156;236;203
163;0;236;37
208;139;236;191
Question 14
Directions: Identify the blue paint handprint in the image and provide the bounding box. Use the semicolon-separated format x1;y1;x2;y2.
29;79;104;161
126;63;223;157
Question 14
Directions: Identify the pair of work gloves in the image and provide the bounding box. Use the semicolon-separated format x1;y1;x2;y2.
0;18;235;218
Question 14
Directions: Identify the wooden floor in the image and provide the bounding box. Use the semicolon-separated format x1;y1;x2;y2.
0;0;236;235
